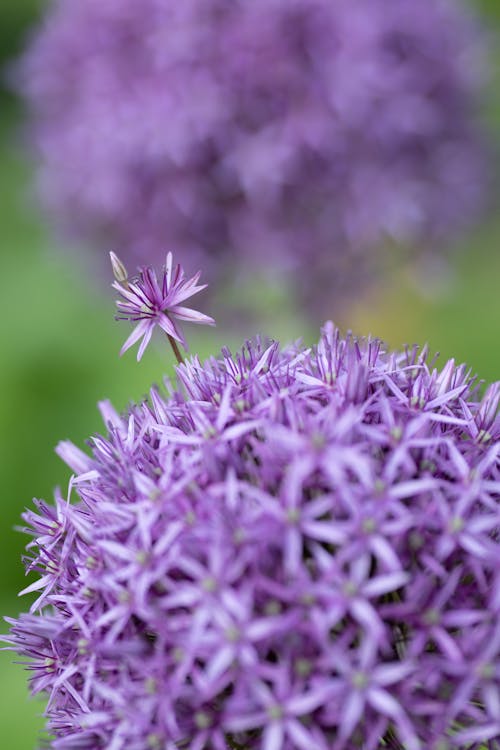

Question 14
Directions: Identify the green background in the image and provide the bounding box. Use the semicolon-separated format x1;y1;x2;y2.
0;1;498;746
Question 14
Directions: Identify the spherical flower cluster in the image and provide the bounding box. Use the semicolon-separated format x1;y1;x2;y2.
16;0;487;309
6;323;500;749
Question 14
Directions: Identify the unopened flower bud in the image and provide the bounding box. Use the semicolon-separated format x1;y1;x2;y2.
109;251;128;283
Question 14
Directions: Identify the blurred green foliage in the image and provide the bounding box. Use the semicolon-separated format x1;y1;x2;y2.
0;1;498;748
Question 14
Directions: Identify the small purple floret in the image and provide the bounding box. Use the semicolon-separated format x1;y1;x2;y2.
112;251;215;360
5;324;500;749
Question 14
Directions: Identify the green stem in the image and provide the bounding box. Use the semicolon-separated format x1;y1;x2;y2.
167;333;184;365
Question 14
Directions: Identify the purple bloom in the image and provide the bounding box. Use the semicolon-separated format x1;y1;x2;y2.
15;0;488;313
5;323;500;749
112;252;215;361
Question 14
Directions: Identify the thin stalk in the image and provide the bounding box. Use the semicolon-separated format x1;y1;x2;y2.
167;333;184;365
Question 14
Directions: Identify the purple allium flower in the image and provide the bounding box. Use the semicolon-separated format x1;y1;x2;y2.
5;323;500;749
112;252;215;361
16;0;487;312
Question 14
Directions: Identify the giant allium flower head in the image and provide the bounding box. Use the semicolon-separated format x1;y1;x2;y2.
4;257;500;749
16;0;488;312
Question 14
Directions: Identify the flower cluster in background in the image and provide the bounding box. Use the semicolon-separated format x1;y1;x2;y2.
6;320;500;749
16;0;487;314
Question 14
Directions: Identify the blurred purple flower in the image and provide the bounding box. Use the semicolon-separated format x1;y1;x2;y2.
15;0;488;313
5;323;500;749
112;252;215;360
